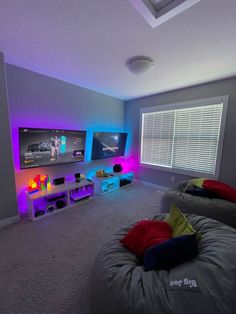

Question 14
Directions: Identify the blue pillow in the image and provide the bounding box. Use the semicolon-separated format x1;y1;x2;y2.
144;234;198;271
185;187;218;198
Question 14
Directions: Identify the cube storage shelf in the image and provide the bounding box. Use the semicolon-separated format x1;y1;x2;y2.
26;179;94;221
92;172;134;194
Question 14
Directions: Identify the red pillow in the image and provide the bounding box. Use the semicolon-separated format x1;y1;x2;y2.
203;179;236;203
120;220;172;256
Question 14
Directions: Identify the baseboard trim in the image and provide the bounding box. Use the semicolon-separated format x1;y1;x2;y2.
0;215;20;229
136;179;168;192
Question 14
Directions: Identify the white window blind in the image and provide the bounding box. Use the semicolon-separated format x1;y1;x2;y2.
141;100;225;176
141;110;175;167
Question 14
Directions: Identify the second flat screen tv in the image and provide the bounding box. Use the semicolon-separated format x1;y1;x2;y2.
91;132;127;160
19;128;86;169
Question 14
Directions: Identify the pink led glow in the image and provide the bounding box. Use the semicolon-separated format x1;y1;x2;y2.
112;156;139;173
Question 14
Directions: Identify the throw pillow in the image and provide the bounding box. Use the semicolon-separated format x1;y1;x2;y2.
185;186;218;198
120;220;172;257
188;178;205;189
166;204;197;237
144;234;198;271
203;179;236;203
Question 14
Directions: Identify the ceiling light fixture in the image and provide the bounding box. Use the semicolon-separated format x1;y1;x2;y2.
126;56;155;75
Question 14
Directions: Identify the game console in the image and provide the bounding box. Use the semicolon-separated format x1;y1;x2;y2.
53;177;65;185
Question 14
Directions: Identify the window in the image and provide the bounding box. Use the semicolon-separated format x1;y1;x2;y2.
140;96;228;178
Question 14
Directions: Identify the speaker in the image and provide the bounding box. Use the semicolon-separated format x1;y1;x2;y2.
113;164;123;172
53;177;65;185
74;172;80;183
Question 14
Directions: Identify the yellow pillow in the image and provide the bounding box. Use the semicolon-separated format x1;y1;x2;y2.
166;204;197;237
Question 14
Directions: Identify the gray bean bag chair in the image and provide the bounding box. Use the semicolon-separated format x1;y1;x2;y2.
160;181;236;228
90;214;236;314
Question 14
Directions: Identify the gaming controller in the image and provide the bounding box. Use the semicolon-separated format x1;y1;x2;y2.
34;208;45;217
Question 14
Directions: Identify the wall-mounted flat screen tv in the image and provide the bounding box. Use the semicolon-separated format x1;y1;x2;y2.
91;131;127;160
19;127;86;169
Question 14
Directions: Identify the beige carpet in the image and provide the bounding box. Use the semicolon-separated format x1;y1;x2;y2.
0;182;163;314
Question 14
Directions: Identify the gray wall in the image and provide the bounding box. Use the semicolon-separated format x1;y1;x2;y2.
0;53;18;221
6;64;125;213
125;77;236;188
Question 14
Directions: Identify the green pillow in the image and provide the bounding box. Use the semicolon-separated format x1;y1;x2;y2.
166;204;197;237
189;178;205;189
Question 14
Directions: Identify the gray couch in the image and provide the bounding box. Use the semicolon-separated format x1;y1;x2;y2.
160;181;236;228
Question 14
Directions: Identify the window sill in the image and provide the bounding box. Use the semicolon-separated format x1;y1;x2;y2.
140;162;219;179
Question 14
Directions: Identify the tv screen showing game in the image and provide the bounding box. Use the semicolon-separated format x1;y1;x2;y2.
19;128;86;169
91;132;127;160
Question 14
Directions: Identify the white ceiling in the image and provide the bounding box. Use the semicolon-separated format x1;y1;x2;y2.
0;0;236;100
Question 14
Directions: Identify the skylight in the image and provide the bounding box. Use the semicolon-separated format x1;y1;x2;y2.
149;0;174;11
129;0;201;28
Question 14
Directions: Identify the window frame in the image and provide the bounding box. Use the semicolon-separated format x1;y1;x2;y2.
139;95;229;179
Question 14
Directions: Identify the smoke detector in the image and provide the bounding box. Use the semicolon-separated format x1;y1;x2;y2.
129;0;201;28
126;56;155;75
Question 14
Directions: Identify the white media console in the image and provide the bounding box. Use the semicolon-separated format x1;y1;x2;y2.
92;172;134;194
26;172;134;221
26;179;94;221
